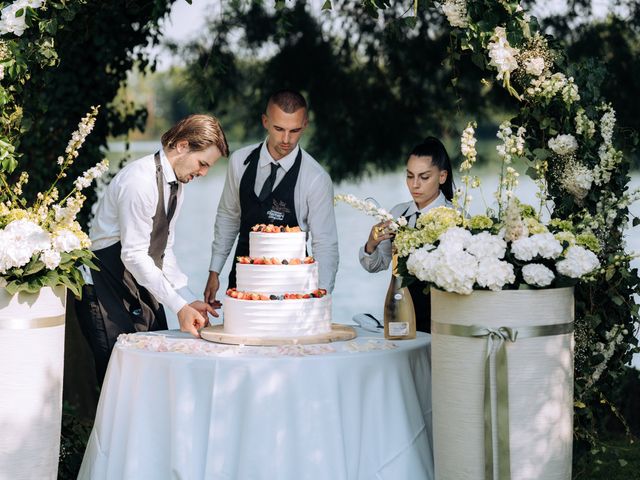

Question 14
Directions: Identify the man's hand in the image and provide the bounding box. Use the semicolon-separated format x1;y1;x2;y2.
204;271;221;306
190;300;218;319
177;304;208;337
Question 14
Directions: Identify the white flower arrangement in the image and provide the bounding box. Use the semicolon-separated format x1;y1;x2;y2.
0;107;108;295
336;122;602;296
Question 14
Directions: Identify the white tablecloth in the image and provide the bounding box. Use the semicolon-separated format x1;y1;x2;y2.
78;328;433;480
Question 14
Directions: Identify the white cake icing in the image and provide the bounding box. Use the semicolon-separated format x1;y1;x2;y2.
224;229;331;338
224;295;331;337
236;263;318;294
249;231;306;259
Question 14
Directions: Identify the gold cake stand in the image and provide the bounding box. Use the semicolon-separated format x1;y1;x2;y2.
200;323;357;346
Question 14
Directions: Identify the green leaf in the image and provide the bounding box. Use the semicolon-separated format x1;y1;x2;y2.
605;268;615;282
526;166;539;179
402;16;417;29
533;148;550;160
321;0;332;10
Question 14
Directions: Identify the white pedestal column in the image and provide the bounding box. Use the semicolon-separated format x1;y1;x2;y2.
431;287;574;480
0;286;66;480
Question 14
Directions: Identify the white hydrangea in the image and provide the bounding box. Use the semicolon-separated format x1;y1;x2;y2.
52;228;82;253
41;249;61;270
438;226;472;251
532;232;564;259
476;258;515;291
407;245;478;295
487;27;519;81
522;263;555;287
524;57;545;76
429;249;478;295
0;219;51;273
511;233;563;261
407;247;436;282
556;245;600;278
548;134;578;156
466;231;507;259
441;0;469;28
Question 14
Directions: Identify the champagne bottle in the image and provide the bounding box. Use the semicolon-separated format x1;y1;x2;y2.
383;255;416;340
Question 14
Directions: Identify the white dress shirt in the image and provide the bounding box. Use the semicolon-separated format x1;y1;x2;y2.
210;141;339;291
359;191;452;273
89;150;196;314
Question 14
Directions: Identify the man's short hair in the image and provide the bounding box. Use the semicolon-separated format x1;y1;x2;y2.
161;114;229;157
267;90;308;114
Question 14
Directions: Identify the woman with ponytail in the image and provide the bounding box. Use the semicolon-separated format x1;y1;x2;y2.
359;137;454;332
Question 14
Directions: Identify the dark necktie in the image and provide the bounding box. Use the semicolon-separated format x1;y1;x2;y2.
411;211;421;228
258;162;280;202
167;181;178;222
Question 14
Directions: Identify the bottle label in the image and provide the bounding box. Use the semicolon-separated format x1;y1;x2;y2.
389;322;409;337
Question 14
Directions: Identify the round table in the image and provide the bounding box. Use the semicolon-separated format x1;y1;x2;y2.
78;328;433;480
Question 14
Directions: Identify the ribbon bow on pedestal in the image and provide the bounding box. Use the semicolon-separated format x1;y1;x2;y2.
432;321;574;480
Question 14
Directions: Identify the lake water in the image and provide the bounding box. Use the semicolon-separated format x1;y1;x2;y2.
105;143;640;368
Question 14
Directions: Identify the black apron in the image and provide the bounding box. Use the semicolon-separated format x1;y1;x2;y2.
228;143;303;288
400;206;431;333
90;152;172;349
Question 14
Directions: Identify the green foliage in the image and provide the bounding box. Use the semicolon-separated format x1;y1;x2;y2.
58;403;93;480
172;0;495;182
16;0;176;227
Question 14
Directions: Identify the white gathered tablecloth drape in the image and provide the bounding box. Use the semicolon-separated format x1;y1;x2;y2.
78;328;433;480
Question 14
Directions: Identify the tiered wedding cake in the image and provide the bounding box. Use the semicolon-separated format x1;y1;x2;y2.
223;224;332;337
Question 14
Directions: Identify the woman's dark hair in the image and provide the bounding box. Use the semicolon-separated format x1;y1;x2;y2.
409;136;455;200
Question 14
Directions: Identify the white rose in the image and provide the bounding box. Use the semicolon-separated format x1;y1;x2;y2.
525;57;545;76
522;263;555;287
548;134;578;156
